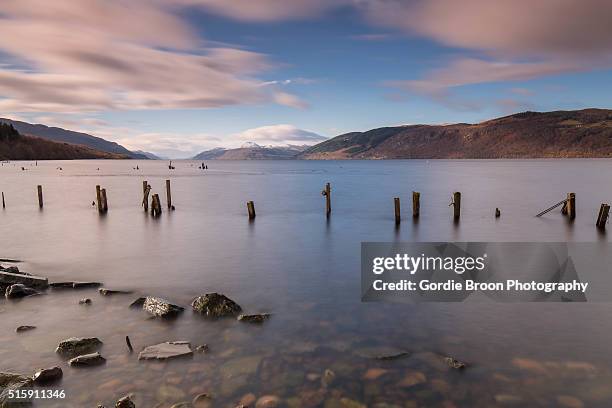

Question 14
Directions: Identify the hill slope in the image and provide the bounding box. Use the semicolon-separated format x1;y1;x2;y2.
0;118;147;159
194;144;307;160
299;109;612;159
0;123;128;160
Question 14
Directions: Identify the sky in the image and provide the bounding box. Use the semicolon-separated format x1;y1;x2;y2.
0;0;611;158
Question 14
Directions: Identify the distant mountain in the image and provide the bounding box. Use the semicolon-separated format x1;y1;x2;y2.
0;118;147;159
132;150;164;160
0;123;129;160
299;109;612;159
193;143;309;160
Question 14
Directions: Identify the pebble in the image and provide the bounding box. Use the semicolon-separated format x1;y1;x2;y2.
255;395;280;408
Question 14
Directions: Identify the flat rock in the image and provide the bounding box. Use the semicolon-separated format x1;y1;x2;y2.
56;337;103;357
115;395;135;408
142;297;184;317
0;271;48;289
72;281;102;289
129;297;146;308
68;352;106;367
5;284;40;299
237;313;271;323
138;341;193;361
32;366;63;385
15;325;36;333
0;372;33;407
99;288;133;296
191;293;242;317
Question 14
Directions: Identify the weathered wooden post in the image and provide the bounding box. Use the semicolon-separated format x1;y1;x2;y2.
495;208;501;218
394;197;401;224
142;181;149;212
166;179;172;209
247;201;256;220
412;191;420;218
322;183;331;217
37;185;43;209
1;192;5;209
95;185;102;213
151;194;162;217
596;203;609;229
452;192;461;220
567;193;576;220
101;188;108;213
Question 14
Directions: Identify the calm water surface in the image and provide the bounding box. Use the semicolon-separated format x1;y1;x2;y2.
1;159;612;407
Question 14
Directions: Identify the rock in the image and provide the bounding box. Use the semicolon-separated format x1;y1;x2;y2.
494;394;524;405
556;395;584;408
79;298;92;305
321;369;336;388
56;337;103;357
170;403;191;408
239;393;256;406
72;281;102;289
195;344;209;353
32;366;63;385
220;355;262;378
142;297;184;317
398;371;427;387
15;325;36;333
50;282;76;288
3;266;20;274
129;297;147;308
156;385;185;402
115;395;135;408
68;352;106;367
192;393;212;408
443;356;466;369
138;341;193;361
5;283;40;299
191;293;242;317
255;395;280;408
363;368;388;380
99;288;133;296
374;351;410;360
0;372;34;407
237;313;271;323
0;271;48;289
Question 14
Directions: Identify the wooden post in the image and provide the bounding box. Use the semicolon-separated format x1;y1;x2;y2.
166;179;172;209
394;197;401;224
567;193;576;220
142;181;149;212
322;183;331;217
1;192;5;209
95;185;102;213
495;208;501;218
596;203;609;229
247;201;256;220
37;185;43;209
151;194;162;217
452;192;461;220
101;188;108;213
412;191;420;218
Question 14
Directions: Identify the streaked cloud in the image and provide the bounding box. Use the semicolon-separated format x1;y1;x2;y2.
232;124;326;145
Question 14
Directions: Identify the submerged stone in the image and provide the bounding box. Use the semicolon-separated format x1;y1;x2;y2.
32;367;63;385
79;298;92;305
142;297;184;317
237;313;271;323
15;326;36;333
115;395;135;408
56;337;103;357
68;352;106;367
99;288;133;296
0;372;33;407
191;293;242;317
72;282;102;289
138;341;193;361
444;356;466;369
0;271;48;289
5;284;40;299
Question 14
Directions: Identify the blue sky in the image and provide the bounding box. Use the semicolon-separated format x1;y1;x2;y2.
0;1;610;157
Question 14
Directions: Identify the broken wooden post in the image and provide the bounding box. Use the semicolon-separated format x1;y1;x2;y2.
1;192;5;209
166;179;172;209
394;197;401;224
151;194;162;217
247;201;256;220
567;193;576;220
495;208;501;218
100;188;108;213
412;192;420;218
142;181;149;211
596;203;609;229
95;185;102;213
322;183;331;217
37;185;43;209
452;192;461;220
